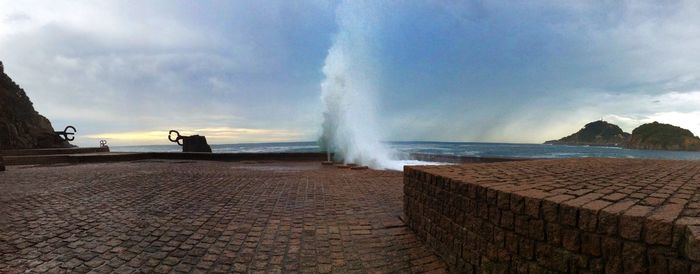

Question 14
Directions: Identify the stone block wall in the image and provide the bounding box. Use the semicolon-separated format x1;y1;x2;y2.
404;158;700;273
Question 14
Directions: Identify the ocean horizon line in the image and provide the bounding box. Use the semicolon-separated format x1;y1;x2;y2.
108;141;700;161
110;140;547;148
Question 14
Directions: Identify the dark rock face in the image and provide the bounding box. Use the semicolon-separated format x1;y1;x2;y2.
626;122;700;151
545;120;631;147
182;135;212;153
545;120;700;151
0;61;71;149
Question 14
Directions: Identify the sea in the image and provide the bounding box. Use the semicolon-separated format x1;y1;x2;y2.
110;141;700;161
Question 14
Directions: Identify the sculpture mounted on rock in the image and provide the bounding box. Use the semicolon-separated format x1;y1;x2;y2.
168;130;212;153
0;61;72;149
54;125;77;141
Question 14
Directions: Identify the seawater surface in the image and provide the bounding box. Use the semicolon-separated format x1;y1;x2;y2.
111;141;700;161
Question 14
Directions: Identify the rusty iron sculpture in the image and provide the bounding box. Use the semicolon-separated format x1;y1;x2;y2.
168;130;212;153
55;126;76;141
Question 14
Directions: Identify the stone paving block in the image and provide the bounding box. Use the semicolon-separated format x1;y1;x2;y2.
405;158;700;273
0;161;446;273
686;226;700;261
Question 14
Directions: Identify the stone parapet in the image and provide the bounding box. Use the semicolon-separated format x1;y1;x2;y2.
2;152;332;166
404;158;700;273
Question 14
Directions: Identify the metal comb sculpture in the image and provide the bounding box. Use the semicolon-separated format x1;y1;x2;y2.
168;130;212;153
55;126;76;141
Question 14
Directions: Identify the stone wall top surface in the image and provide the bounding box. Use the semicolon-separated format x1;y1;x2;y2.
408;158;700;246
405;158;700;272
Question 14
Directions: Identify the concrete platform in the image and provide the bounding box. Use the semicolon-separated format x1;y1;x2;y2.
0;147;110;156
2;152;331;166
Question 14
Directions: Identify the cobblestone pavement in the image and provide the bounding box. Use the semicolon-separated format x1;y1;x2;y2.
0;160;446;273
407;158;700;273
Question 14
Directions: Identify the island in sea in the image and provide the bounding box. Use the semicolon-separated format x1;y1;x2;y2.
546;120;700;151
544;120;630;147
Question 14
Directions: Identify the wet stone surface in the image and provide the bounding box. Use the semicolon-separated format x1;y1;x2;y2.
405;158;700;273
0;161;446;273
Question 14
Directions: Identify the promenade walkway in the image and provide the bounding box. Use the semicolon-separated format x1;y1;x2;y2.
0;161;446;273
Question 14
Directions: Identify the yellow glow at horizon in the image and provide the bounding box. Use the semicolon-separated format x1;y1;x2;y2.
85;127;305;145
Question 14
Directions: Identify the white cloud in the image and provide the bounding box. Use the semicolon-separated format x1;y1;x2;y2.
600;91;700;135
0;0;333;146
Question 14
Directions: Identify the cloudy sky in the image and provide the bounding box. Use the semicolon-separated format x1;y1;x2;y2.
1;1;700;146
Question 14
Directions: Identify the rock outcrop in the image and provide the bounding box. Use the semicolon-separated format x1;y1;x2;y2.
544;120;630;147
546;120;700;151
182;135;212;153
0;61;71;149
626;122;700;151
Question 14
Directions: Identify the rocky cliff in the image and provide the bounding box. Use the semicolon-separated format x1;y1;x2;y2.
0;61;71;149
626;122;700;151
544;120;630;147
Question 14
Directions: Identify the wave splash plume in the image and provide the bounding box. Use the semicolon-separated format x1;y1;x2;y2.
320;1;439;170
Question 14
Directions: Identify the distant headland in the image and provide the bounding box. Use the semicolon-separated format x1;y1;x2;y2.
546;120;700;151
544;120;629;147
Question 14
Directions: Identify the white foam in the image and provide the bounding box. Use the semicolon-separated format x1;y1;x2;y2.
319;1;446;171
382;160;449;171
320;1;387;169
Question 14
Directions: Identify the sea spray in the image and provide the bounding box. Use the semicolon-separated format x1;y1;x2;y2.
320;1;394;169
320;1;442;171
